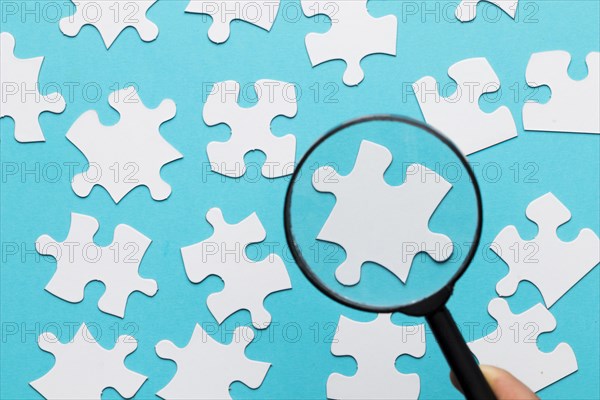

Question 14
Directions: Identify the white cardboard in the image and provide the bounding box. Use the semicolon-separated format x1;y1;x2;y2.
204;80;297;178
301;0;397;86
0;32;66;142
66;86;182;203
413;57;517;155
455;0;518;22
523;51;600;134
60;0;159;48
492;192;600;307
314;140;453;286
185;0;280;43
181;208;292;329
468;298;578;392
327;314;425;399
156;324;270;399
36;212;158;318
30;323;147;399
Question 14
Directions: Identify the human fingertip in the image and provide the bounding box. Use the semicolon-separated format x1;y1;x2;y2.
480;365;539;400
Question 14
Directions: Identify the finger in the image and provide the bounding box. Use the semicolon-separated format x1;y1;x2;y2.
450;365;539;400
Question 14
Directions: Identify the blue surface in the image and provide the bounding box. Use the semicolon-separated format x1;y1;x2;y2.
1;0;599;399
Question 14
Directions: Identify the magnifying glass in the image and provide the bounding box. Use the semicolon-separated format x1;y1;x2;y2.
284;115;495;399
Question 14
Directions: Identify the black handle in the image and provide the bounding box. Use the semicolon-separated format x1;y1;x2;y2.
426;306;496;400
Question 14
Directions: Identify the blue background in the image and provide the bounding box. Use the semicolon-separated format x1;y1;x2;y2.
1;0;599;398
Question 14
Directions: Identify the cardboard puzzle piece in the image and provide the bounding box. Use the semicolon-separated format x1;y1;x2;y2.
314;140;453;286
0;32;66;142
30;323;147;399
204;80;297;178
67;86;182;203
468;298;578;392
36;212;158;318
301;0;397;86
181;208;291;329
492;192;600;307
413;57;517;155
60;0;159;48
523;51;600;134
186;0;280;43
156;324;270;399
455;0;518;22
327;314;426;399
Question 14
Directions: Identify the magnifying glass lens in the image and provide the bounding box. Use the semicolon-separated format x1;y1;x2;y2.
287;118;480;309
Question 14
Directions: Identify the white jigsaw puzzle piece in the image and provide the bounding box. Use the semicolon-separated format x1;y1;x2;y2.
327;314;425;400
204;80;297;178
413;57;517;155
186;0;279;43
523;51;600;134
66;86;182;203
36;212;158;318
0;32;66;142
455;0;518;22
181;208;291;329
30;323;147;400
314;140;453;286
492;192;600;307
60;0;159;48
301;0;397;86
156;324;270;399
468;298;578;392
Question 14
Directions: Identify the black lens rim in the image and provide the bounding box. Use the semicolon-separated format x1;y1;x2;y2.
283;114;483;315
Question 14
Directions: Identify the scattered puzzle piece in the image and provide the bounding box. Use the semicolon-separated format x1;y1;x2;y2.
0;32;65;142
67;86;182;203
181;208;291;329
36;212;158;318
30;323;147;399
468;298;578;392
60;0;159;48
492;192;600;307
523;51;600;134
455;0;518;22
186;0;280;43
413;57;517;155
327;314;425;399
204;80;297;178
314;140;453;286
156;324;270;399
301;0;397;86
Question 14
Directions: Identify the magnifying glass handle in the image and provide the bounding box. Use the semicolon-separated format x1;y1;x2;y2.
426;306;497;400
